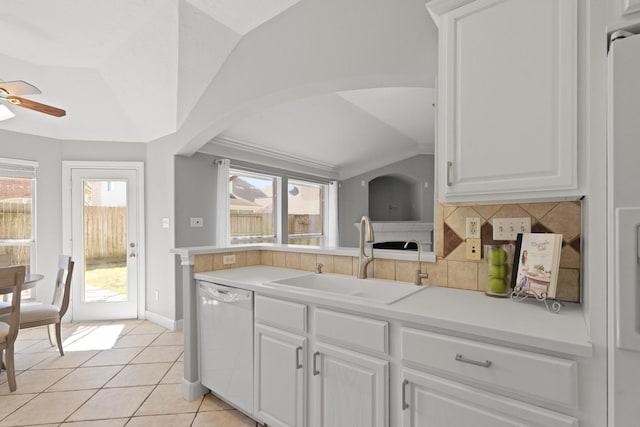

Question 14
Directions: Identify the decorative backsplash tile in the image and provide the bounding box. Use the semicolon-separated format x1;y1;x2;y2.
435;200;581;302
193;200;581;303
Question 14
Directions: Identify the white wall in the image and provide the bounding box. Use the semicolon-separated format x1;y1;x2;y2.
174;0;437;155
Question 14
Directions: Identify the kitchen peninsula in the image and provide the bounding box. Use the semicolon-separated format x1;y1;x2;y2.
173;244;591;427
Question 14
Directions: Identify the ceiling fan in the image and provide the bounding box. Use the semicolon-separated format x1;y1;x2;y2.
0;80;66;118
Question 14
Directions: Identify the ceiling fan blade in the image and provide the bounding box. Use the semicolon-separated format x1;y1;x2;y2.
0;80;42;96
6;96;66;117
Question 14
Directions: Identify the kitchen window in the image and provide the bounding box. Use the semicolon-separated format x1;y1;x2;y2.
0;157;38;299
222;164;336;247
229;169;279;244
287;180;326;246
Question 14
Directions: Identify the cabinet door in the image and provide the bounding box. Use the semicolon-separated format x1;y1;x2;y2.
401;369;577;427
313;343;388;427
431;0;578;201
254;324;306;427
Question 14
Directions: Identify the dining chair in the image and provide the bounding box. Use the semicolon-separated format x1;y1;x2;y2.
19;255;74;356
0;265;26;392
0;254;11;303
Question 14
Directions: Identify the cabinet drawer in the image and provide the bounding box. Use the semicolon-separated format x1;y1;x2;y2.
315;309;388;354
255;295;307;333
401;328;577;407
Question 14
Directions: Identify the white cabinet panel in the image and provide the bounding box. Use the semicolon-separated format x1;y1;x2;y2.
313;343;388;427
255;294;307;333
430;0;578;201
401;328;577;407
254;325;306;427
623;0;640;15
401;369;578;427
314;308;388;355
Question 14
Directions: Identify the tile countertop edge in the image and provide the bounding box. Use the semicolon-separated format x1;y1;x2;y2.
171;244;437;263
193;266;592;359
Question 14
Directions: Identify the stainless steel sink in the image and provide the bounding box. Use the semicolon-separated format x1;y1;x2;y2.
264;273;424;304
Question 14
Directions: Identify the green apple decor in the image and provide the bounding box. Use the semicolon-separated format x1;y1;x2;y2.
484;245;510;297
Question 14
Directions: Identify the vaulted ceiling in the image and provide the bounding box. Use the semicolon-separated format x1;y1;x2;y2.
0;0;437;172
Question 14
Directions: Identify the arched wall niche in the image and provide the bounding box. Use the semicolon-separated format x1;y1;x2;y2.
368;173;420;221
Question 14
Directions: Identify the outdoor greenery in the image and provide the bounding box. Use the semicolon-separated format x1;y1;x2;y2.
85;265;127;295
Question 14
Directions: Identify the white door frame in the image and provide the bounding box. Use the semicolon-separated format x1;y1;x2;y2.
62;161;146;320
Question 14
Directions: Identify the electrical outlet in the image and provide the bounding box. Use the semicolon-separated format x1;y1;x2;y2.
492;217;531;240
154;290;159;301
465;217;481;238
190;217;203;227
223;254;236;265
466;238;482;260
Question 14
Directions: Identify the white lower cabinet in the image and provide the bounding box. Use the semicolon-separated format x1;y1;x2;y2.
254;324;306;427
401;369;578;427
253;297;580;427
312;343;388;427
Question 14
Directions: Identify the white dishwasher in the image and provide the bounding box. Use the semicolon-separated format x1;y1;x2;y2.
198;281;254;415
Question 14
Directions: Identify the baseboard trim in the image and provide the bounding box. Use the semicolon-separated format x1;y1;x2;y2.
183;379;208;401
145;310;182;331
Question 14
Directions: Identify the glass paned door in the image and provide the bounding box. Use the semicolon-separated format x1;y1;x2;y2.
71;169;139;320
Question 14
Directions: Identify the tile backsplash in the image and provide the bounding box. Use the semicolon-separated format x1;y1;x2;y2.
193;200;581;302
435;200;581;302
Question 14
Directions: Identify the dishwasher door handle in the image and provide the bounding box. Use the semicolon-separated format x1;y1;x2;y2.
199;284;251;302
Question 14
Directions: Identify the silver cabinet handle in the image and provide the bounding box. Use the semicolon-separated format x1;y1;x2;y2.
446;161;453;186
402;379;409;410
295;346;303;369
455;353;492;368
636;224;640;265
313;351;320;376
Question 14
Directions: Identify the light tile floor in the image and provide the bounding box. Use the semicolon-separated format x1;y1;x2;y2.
0;320;257;427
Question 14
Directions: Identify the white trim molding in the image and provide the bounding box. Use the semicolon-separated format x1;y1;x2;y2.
145;310;183;331
623;0;640;15
61;161;146;321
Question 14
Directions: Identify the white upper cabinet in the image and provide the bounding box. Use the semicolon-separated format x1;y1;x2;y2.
621;0;640;16
428;0;578;202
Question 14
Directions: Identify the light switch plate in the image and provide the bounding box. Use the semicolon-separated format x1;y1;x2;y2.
493;217;531;240
466;238;482;260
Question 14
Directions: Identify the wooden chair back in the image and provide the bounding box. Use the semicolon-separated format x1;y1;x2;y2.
0;265;26;343
52;255;74;319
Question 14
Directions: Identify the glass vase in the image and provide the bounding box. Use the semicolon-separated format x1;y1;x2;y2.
484;244;512;298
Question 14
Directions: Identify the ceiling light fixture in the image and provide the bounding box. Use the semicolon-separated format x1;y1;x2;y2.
0;104;16;121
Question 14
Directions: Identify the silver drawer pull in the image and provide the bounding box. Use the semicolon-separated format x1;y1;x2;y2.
295;346;303;369
447;161;453;186
313;351;320;376
402;379;409;410
455;353;492;368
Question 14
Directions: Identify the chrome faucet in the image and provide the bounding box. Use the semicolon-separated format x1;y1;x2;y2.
358;216;375;279
405;239;429;285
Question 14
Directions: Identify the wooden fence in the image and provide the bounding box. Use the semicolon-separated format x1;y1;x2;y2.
230;213;322;238
231;213;274;237
0;200;33;266
83;206;127;263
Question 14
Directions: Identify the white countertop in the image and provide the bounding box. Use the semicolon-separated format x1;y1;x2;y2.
194;266;592;358
171;243;437;263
